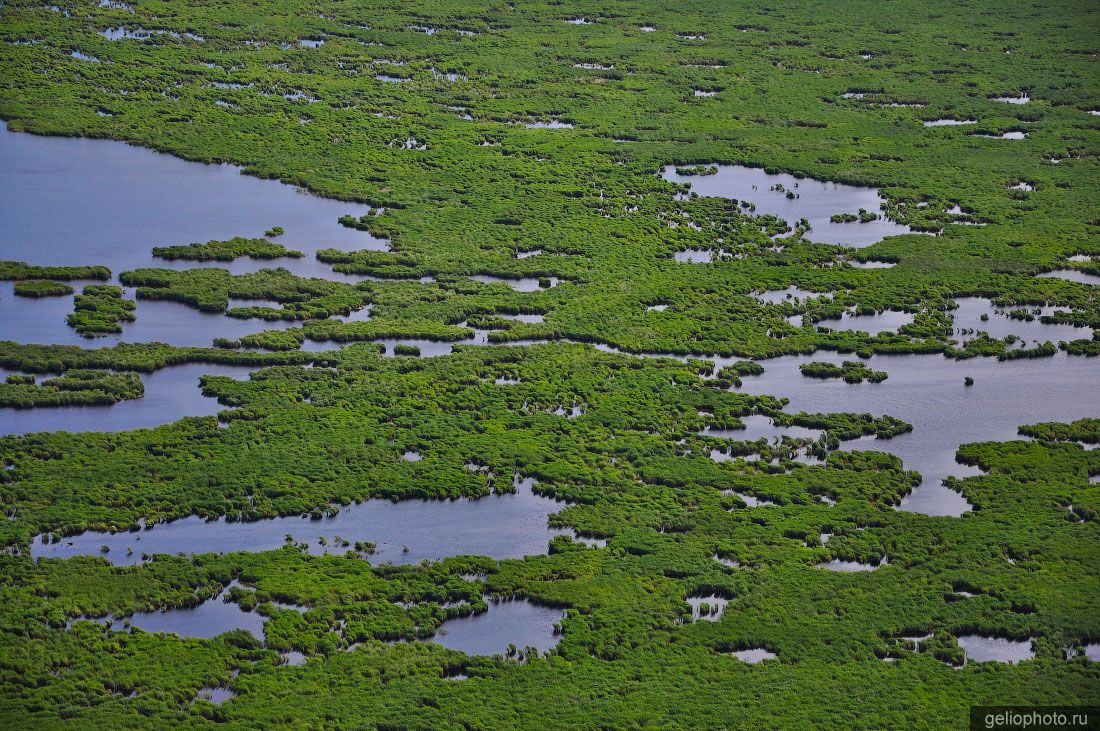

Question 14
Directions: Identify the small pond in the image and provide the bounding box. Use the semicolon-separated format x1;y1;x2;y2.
957;635;1034;664
660;164;911;246
69;582;267;640
727;648;777;664
686;594;729;622
430;597;563;656
816;558;886;572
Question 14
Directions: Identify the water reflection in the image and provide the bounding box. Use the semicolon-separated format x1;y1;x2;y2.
957;635;1034;664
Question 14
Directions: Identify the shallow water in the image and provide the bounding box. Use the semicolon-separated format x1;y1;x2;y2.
816;309;913;336
702;414;821;442
1037;270;1100;286
951;297;1084;346
816;558;883;571
127;583;266;640
686;594;729;622
496;313;545;324
738;351;1099;516
431;597;563;656
31;477;571;566
674;249;715;264
0;124;384;279
0;282;297;349
524;120;573;129
727;648;777;663
197;687;236;705
991;95;1029;105
470;274;559;291
0;364;254;436
957;635;1034;664
753;286;822;305
660;164;910;246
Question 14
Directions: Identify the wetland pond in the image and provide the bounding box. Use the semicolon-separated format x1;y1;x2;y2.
71;583;562;657
0;363;256;436
430;598;563;656
660;164;911;246
33;477;573;566
736;350;1099;516
0;125;386;278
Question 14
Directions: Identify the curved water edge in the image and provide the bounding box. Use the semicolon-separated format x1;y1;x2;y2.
0;282;299;350
70;587;563;659
956;635;1035;664
32;476;575;566
660;163;911;246
735;350;1099;516
0;124;386;278
0;363;256;436
429;597;564;656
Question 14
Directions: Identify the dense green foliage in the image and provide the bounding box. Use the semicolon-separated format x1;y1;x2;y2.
12;279;75;297
0;0;1097;726
120;267;367;319
0;260;110;281
800;359;888;383
66;284;136;336
151;237;304;262
0;369;143;408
